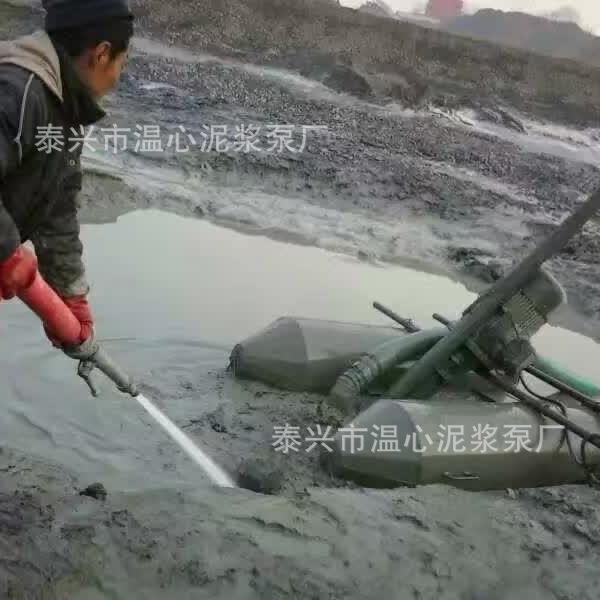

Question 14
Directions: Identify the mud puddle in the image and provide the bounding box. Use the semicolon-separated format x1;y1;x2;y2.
1;208;599;495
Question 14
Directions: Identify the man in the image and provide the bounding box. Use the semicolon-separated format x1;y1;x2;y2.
0;0;133;351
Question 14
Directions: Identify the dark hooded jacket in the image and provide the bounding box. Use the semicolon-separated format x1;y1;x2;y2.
0;30;105;296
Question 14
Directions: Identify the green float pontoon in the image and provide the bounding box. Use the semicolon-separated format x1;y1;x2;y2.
231;188;600;490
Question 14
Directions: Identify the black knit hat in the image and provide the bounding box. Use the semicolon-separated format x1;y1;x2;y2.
43;0;133;31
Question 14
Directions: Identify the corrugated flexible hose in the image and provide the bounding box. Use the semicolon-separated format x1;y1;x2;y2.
329;328;446;414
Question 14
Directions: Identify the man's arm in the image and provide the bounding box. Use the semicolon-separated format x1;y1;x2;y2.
0;75;46;303
0;68;87;297
0;85;24;262
31;154;90;297
31;151;94;346
0;71;91;346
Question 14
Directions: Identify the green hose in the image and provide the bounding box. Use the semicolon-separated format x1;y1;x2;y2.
533;355;600;397
329;328;446;414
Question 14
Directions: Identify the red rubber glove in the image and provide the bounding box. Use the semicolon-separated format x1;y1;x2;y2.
45;294;94;348
0;246;38;300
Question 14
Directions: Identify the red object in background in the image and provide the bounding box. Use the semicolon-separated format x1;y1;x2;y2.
425;0;463;20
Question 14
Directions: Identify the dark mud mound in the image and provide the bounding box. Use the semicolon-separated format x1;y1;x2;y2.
274;50;372;98
447;246;505;283
471;104;526;133
321;63;371;98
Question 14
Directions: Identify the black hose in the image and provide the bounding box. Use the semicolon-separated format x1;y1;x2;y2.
520;372;600;484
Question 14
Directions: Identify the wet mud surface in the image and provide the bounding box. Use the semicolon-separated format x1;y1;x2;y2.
2;439;600;599
1;308;600;600
2;2;600;598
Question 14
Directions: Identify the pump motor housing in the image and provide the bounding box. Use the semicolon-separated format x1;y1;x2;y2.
468;268;566;376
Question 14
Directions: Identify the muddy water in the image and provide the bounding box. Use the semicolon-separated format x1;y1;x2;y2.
79;209;600;377
1;209;599;492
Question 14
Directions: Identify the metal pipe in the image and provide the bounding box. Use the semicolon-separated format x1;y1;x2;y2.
92;346;139;397
432;313;451;328
373;302;420;333
78;348;236;488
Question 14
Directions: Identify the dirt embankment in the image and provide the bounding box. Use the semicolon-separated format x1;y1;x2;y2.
446;9;600;68
9;0;600;126
131;0;600;127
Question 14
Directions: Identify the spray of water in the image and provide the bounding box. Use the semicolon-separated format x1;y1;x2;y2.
135;394;236;488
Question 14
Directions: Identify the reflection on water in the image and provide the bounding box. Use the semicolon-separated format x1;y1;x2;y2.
82;210;471;342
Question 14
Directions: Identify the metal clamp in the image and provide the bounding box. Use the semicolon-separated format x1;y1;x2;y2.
78;359;100;397
71;342;138;398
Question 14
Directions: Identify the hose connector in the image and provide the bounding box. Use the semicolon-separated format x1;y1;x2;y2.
66;336;138;397
329;329;447;415
330;355;380;415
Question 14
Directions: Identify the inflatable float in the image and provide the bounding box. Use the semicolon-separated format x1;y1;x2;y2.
230;188;600;491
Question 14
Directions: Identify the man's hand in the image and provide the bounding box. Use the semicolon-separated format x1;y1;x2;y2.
45;294;94;347
0;246;38;300
1;247;94;350
0;245;89;347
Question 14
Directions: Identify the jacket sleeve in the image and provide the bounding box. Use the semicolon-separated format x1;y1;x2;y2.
31;149;89;297
0;91;23;261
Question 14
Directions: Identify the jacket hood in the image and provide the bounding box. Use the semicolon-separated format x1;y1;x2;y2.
0;30;63;102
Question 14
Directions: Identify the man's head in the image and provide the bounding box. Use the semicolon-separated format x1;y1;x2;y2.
43;0;134;98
